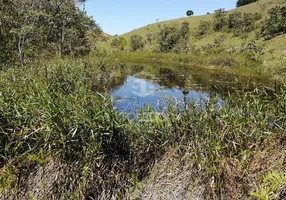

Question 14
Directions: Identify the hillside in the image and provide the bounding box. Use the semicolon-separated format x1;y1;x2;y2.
102;32;112;38
99;0;286;78
121;0;285;38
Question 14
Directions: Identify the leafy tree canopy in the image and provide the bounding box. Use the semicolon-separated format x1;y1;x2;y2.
236;0;258;7
0;0;101;64
186;10;194;16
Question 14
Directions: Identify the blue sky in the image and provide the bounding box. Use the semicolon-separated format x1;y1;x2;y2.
84;0;238;35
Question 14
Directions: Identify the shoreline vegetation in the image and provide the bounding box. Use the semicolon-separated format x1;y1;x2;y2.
1;57;286;199
110;51;277;80
1;0;286;199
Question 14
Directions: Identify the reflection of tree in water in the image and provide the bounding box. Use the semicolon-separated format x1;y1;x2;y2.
91;71;127;93
90;65;145;93
90;63;274;99
156;68;189;88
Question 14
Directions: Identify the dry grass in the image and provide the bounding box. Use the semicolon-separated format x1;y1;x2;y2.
131;148;208;200
132;139;286;200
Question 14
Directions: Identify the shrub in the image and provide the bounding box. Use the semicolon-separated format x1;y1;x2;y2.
227;11;260;36
213;9;227;32
228;11;243;30
130;35;144;51
241;39;264;61
111;37;127;50
146;33;153;45
180;22;190;39
261;6;286;39
198;21;212;35
172;39;190;53
243;13;260;32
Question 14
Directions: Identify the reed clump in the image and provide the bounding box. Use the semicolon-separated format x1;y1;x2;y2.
0;57;285;199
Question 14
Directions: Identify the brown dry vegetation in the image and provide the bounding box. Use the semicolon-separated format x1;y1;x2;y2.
132;139;286;200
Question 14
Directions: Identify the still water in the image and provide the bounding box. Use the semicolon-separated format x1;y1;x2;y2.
104;65;269;114
111;74;210;113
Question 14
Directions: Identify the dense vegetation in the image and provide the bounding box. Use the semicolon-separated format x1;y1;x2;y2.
1;57;286;199
236;0;259;7
262;5;286;39
1;0;286;199
0;0;101;64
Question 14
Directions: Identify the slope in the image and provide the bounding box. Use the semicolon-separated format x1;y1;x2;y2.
98;0;286;79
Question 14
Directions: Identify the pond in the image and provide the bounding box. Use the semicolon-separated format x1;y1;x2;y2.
101;64;272;114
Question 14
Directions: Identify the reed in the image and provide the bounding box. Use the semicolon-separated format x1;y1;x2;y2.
0;57;285;199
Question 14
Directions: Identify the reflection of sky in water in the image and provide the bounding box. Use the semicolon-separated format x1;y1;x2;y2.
110;75;213;114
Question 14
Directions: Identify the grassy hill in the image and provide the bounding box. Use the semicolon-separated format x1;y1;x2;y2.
121;0;285;37
99;0;286;79
112;0;286;42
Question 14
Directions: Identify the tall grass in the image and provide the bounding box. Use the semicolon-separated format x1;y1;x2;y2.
111;51;270;79
0;57;285;199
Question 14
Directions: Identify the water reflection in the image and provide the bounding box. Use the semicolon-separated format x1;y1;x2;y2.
90;64;272;114
111;75;211;113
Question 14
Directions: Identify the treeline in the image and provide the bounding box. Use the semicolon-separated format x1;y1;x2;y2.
0;0;101;64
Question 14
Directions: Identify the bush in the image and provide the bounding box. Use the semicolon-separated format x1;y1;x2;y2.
243;13;261;32
213;9;227;32
180;22;190;39
146;33;153;45
261;6;286;39
198;21;212;35
228;11;243;30
130;35;144;51
172;39;190;53
241;39;264;61
111;37;127;50
227;11;261;36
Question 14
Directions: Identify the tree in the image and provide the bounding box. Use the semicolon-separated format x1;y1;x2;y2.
213;8;227;32
156;23;190;53
111;37;127;50
236;0;258;7
0;0;101;63
156;26;181;52
186;10;194;16
130;35;144;51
